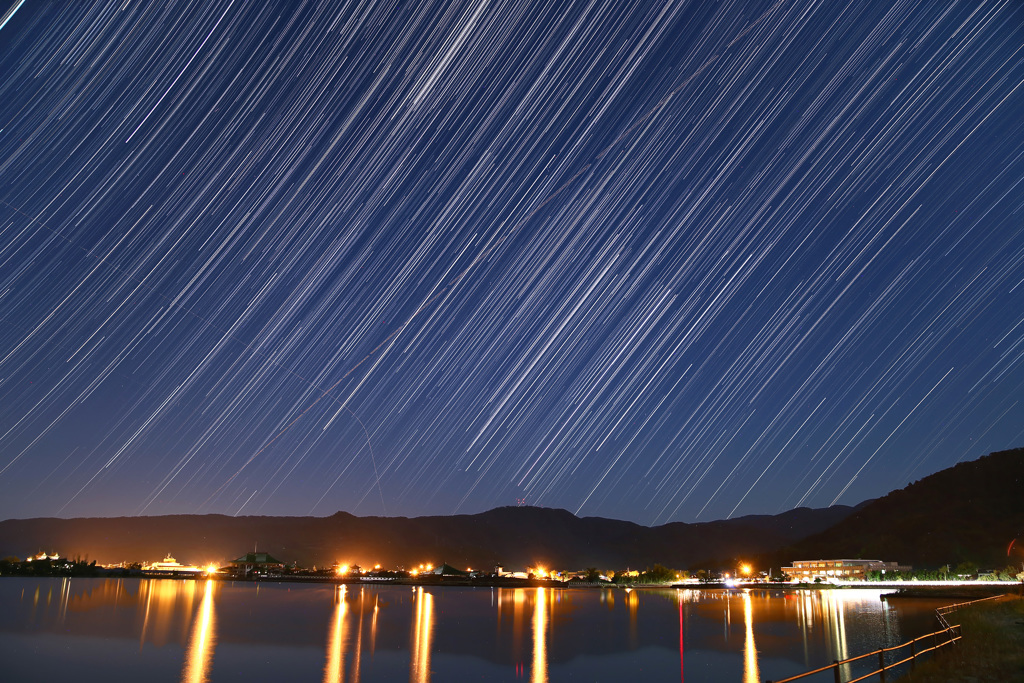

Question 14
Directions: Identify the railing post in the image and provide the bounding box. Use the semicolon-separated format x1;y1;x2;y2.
773;617;976;683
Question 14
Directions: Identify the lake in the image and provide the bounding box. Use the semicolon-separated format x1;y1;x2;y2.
0;578;953;682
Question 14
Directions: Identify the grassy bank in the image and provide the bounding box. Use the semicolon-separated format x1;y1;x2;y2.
898;594;1024;682
883;585;1012;600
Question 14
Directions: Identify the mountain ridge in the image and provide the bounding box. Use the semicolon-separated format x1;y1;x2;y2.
2;447;1020;570
0;503;853;570
779;446;1024;568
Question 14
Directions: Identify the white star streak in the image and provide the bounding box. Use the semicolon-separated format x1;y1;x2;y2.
0;0;1020;524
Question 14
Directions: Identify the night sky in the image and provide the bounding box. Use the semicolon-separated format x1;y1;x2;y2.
1;0;1022;525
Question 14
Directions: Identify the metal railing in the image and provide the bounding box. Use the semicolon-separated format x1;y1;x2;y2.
765;625;960;683
766;594;1006;683
935;593;1003;619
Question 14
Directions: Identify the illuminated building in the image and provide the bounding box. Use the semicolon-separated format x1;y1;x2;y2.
143;554;203;575
28;551;61;561
229;551;284;577
781;559;911;581
427;563;470;578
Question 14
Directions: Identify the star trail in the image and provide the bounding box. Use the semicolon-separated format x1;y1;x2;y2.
0;0;1022;525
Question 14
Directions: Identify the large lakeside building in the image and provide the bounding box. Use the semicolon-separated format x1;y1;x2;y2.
230;551;284;577
782;559;912;581
142;554;203;575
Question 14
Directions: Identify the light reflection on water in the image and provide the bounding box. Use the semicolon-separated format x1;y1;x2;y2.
0;579;949;682
410;586;434;683
324;585;348;683
181;579;217;683
742;592;759;683
532;586;548;683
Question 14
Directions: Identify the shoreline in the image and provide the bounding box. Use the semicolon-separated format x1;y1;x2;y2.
5;571;1020;595
881;584;1022;600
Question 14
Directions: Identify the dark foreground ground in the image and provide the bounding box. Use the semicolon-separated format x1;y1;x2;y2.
895;591;1024;683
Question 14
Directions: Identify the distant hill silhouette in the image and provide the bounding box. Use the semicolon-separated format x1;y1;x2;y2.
0;503;853;571
1;447;1019;571
779;446;1024;569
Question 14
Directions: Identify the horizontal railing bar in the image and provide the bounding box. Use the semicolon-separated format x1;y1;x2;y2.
841;650;879;664
846;669;883;683
915;634;961;658
768;596;999;683
889;655;915;669
840;626;958;664
879;627;955;653
765;625;962;683
836;635;962;683
936;594;1003;614
879;642;912;653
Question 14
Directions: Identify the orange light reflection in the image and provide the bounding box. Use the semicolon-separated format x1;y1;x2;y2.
323;585;348;683
531;587;549;683
742;591;759;683
180;579;217;683
410;587;434;683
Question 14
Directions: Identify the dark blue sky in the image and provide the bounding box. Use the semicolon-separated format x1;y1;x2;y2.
1;0;1022;525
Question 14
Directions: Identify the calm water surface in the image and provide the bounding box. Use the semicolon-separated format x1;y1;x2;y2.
0;578;951;682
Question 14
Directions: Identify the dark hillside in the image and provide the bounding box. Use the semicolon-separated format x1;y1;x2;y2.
0;503;855;570
786;447;1024;568
3;448;1019;572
